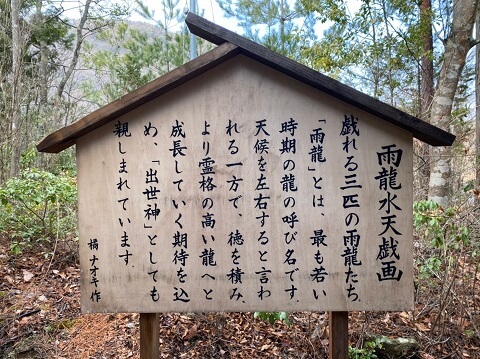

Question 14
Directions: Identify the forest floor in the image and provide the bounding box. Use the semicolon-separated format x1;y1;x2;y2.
0;236;479;359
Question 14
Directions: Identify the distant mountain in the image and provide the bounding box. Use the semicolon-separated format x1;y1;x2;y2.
83;19;167;53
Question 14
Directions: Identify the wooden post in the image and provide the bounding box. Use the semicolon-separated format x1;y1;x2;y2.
140;313;159;359
329;311;348;359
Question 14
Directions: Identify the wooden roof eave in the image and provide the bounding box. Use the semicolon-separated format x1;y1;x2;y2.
37;42;240;153
185;13;455;147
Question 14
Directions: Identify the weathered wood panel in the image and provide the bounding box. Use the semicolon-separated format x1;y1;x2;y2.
78;56;413;313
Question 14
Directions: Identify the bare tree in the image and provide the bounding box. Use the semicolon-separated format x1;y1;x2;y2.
9;0;24;178
476;2;480;198
418;0;434;198
56;0;92;99
35;0;48;103
428;0;479;206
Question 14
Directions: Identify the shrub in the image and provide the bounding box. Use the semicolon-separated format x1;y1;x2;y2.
254;311;290;326
348;337;385;358
0;168;77;254
413;200;470;279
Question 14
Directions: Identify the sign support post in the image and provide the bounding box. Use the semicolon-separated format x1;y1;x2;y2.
329;311;348;359
140;313;159;359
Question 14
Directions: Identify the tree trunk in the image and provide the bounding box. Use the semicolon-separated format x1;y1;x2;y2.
9;0;23;178
418;0;434;199
428;0;478;206
56;0;92;101
476;3;480;200
420;0;434;114
365;2;380;99
36;0;48;103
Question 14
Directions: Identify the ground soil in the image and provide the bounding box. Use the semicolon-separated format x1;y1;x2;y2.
1;236;479;358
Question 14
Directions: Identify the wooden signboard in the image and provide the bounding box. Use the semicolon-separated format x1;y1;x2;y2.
77;55;413;314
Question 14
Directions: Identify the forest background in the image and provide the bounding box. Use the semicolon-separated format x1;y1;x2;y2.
0;0;480;357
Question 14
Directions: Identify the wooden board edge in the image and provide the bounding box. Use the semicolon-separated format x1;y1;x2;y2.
186;13;455;147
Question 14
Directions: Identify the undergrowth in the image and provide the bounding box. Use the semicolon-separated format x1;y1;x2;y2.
0;168;77;256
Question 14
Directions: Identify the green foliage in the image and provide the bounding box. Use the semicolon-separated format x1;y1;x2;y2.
413;200;470;278
254;311;290;326
0;1;73;73
298;0;427;111
82;23;196;105
45;318;77;333
20;145;38;169
81;21;164;104
81;0;215;107
414;200;469;249
30;5;74;51
216;0;316;58
348;337;385;359
0;168;77;254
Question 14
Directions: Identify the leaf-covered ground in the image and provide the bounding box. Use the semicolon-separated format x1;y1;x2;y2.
1;237;479;358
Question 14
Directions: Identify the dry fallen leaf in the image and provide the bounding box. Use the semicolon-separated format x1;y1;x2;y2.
420;353;435;359
415;322;430;332
19;316;31;324
399;311;410;319
23;269;34;282
182;324;198;340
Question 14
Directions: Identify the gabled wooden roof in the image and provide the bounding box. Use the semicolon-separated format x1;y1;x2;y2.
37;42;239;153
37;13;454;154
